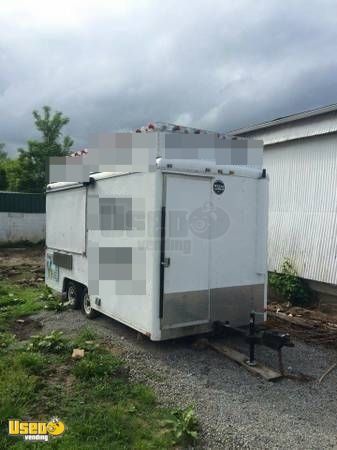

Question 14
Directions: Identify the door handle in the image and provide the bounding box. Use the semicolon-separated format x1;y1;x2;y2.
161;257;170;268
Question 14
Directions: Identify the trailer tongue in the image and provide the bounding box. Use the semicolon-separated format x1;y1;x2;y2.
209;311;294;381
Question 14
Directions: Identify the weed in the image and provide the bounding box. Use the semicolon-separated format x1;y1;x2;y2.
269;258;314;307
38;286;68;312
72;327;100;351
73;352;124;380
164;406;199;445
129;383;156;408
75;327;97;342
26;330;70;354
0;294;25;308
0;282;45;331
0;332;15;351
44;296;67;312
16;351;48;375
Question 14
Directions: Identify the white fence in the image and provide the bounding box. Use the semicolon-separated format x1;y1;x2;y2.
0;212;45;243
0;191;46;244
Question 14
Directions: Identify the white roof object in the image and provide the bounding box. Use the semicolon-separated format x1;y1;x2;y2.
46;172;126;191
156;158;264;179
47;160;264;193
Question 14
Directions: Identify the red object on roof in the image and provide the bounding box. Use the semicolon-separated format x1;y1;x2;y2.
70;148;88;157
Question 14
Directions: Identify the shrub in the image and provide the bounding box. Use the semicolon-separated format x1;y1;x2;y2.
269;259;313;307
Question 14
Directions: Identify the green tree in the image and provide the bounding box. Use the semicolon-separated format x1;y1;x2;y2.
2;159;21;191
0;143;7;161
0;167;7;190
0;144;8;189
15;106;73;192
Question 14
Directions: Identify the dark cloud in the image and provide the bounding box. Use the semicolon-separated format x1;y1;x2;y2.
1;0;337;155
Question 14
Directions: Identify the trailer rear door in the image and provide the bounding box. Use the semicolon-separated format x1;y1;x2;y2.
161;174;211;329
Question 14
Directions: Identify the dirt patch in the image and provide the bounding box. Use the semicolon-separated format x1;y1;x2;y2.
267;302;337;346
0;247;44;265
48;363;76;391
0;247;44;286
11;317;43;340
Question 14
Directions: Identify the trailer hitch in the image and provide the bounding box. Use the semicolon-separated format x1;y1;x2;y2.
245;312;294;372
213;311;294;374
261;329;293;350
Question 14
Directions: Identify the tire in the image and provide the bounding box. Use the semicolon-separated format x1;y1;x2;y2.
81;288;98;319
66;282;82;310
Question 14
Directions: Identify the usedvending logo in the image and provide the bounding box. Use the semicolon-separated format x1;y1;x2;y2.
213;179;225;195
8;418;65;442
189;201;230;239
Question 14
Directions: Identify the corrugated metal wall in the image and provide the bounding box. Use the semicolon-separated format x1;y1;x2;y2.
264;134;337;284
0;192;45;213
239;112;337;145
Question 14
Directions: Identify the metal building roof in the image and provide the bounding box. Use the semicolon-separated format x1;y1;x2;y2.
228;103;337;145
228;103;337;135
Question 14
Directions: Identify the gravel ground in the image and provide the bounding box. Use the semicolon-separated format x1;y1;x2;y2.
34;309;337;450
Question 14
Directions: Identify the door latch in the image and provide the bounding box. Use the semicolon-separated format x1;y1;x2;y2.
161;257;170;268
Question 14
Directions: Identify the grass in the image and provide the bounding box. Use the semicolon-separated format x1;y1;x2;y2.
0;282;46;332
0;279;199;449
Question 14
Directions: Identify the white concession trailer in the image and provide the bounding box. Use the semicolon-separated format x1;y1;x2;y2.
46;129;268;340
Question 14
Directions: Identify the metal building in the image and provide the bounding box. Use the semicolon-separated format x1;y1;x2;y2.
229;104;337;310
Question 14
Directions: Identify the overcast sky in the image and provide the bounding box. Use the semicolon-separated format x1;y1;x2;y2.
1;0;337;155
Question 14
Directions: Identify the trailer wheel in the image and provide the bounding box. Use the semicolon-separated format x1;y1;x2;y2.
82;288;98;319
66;282;82;309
